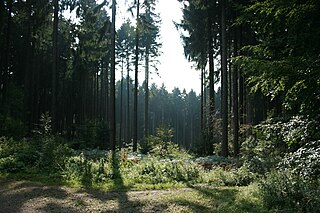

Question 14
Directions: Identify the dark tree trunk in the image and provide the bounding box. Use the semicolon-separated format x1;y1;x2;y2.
233;28;239;157
2;0;13;100
207;8;215;152
144;44;150;139
52;0;59;133
110;0;116;151
133;0;140;152
126;55;131;144
119;58;124;148
221;0;228;157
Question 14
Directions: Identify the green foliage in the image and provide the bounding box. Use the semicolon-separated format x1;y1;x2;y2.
0;135;72;174
33;112;52;136
143;126;190;159
241;115;320;212
127;157;201;184
75;120;110;149
259;171;320;212
202;166;257;187
236;0;320;114
280;140;320;181
241;116;320;174
62;152;112;186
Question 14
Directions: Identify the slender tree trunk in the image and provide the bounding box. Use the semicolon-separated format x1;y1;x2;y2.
105;59;110;122
207;9;215;151
239;26;244;125
233;28;239;157
2;0;12;99
200;68;204;132
110;0;116;151
126;55;130;144
144;45;150;139
100;60;105;120
24;0;33;132
119;58;124;148
221;0;228;157
133;0;140;152
52;0;59;133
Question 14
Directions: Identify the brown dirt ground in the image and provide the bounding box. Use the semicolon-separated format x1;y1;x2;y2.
0;178;194;213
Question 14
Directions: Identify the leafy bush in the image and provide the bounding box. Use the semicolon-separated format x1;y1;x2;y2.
127;157;201;184
280;140;320;181
143;126;190;159
259;171;320;212
241;115;320;174
62;153;112;186
0;137;38;172
202;166;257;187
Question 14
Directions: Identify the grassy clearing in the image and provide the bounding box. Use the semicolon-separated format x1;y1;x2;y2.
0;176;269;213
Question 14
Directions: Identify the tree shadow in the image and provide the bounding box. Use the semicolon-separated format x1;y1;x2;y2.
77;152;144;213
0;178;79;213
189;185;269;213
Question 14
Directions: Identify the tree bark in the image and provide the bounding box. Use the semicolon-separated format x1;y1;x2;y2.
110;0;116;151
221;0;228;157
144;44;150;139
233;28;239;157
52;0;59;133
133;0;140;152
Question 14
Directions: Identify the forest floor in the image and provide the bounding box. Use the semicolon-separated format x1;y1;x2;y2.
0;177;269;213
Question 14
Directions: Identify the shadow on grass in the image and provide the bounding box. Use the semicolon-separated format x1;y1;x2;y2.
189;185;269;213
77;152;144;213
0;176;80;213
0;152;145;213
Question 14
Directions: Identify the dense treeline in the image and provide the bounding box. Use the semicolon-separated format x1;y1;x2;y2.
175;0;320;210
0;0;208;152
177;0;320;156
1;0;320;211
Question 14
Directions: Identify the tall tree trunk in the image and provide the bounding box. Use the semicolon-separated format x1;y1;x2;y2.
207;8;215;151
119;58;124;148
133;0;140;152
200;68;204;132
110;0;116;151
126;55;131;144
2;0;12;96
221;0;228;157
105;59;110;122
233;28;239;157
144;44;150;139
52;0;59;133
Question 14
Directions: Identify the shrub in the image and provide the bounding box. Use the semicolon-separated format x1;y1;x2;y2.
202;166;257;187
127;157;201;184
241;116;320;174
62;152;113;186
280;140;320;181
143;126;190;159
259;171;320;212
0;137;38;172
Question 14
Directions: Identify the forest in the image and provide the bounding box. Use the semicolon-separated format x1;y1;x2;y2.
0;0;320;212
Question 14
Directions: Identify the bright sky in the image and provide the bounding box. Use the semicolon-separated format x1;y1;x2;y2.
152;0;200;94
116;0;201;94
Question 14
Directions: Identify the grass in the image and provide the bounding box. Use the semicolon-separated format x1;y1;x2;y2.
152;184;269;213
0;175;270;212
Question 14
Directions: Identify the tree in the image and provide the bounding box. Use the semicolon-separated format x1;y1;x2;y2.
110;0;116;151
140;0;161;140
220;0;228;157
52;0;59;133
133;0;140;152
